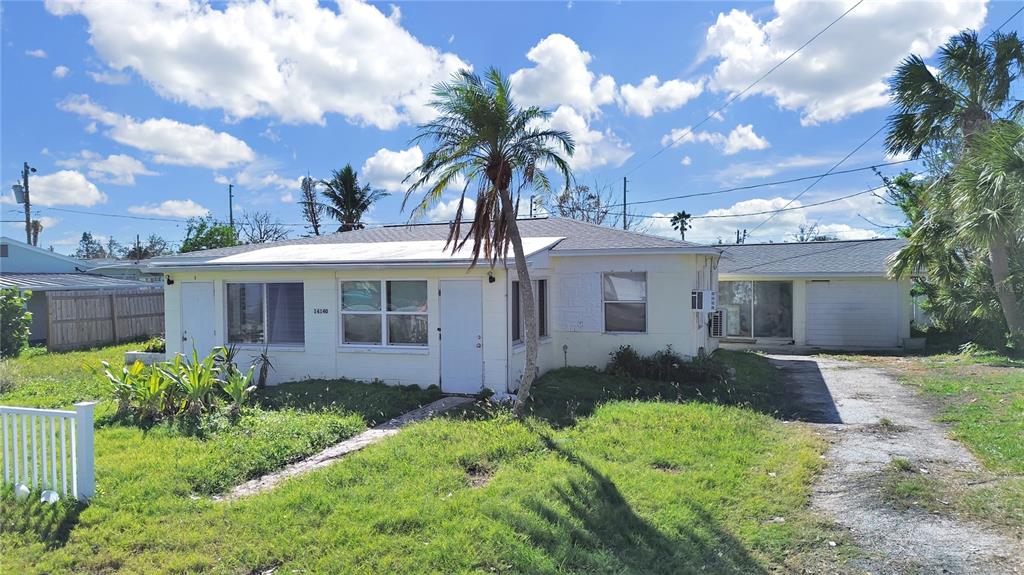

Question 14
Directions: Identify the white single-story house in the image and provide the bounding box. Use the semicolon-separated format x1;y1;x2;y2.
149;218;722;394
718;238;914;349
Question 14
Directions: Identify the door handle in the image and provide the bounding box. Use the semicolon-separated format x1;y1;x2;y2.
475;343;482;348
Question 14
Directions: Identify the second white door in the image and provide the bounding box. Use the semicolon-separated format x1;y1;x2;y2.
440;279;484;394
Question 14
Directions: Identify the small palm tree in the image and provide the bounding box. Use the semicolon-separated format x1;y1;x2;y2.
670;211;692;241
404;68;574;416
321;165;388;232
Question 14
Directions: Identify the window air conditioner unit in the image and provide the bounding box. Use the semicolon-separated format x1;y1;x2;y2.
709;309;725;338
691;289;717;312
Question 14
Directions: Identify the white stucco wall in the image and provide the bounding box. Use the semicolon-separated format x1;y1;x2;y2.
165;250;718;392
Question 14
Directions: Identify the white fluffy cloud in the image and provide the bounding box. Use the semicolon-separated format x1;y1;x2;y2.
661;124;769;155
702;0;987;125
57;151;157;186
128;199;209;218
547;105;633;171
59;95;255;169
29;170;107;207
681;156;693;166
619;75;704;117
25;49;47;58
52;65;70;78
215;162;301;192
642;195;888;243
45;0;468;129
361;146;424;193
510;34;616;117
87;70;130;85
713;154;833;183
426;196;477;222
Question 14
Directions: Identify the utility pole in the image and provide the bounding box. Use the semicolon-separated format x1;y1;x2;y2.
622;177;627;231
529;194;534;218
228;183;235;230
20;162;36;245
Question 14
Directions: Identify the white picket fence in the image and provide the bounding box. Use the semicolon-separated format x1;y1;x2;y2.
0;402;96;501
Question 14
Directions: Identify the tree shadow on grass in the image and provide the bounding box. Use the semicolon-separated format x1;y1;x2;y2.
0;488;86;549
491;433;768;574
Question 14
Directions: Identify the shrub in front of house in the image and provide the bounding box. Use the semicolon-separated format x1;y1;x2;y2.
0;288;32;358
101;347;255;427
606;345;729;384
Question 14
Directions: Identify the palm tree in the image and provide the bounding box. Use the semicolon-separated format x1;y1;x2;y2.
670;211;691;241
951;121;1024;348
321;165;388;232
403;68;574;416
885;30;1024;351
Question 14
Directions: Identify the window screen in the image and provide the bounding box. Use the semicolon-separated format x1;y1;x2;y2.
603;272;646;332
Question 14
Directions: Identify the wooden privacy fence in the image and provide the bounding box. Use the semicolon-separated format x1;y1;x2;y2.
47;288;164;351
0;402;96;501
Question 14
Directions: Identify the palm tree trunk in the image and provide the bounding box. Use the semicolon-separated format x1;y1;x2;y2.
989;233;1024;352
495;188;538;417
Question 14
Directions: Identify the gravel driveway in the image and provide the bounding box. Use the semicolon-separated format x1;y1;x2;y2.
768;354;1023;574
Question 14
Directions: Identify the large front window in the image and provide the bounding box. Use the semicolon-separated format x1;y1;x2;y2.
227;282;304;345
720;280;792;338
341;280;428;346
603;272;646;332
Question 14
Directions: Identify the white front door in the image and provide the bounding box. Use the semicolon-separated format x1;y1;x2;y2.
440;279;484;394
180;282;217;354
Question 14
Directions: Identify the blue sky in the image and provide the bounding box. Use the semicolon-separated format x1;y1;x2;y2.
1;0;1018;254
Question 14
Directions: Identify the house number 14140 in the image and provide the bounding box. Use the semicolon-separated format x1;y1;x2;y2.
313;308;329;314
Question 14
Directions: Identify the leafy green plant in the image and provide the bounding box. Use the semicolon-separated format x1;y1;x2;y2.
0;288;32;358
140;336;165;354
159;350;221;415
607;345;728;384
101;360;146;414
220;366;256;417
134;369;173;420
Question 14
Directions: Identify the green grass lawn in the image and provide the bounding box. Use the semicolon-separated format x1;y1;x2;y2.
1;346;841;573
854;352;1024;532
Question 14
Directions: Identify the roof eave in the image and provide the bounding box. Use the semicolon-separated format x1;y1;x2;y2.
552;247;722;257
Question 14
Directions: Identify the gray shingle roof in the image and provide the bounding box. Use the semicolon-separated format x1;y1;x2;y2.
0;273;161;292
718;238;906;276
155;218;716;264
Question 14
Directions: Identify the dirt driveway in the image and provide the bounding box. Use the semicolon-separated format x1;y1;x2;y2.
768;354;1023;574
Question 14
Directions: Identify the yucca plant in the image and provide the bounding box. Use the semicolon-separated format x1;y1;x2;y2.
219;367;256;418
159;349;221;415
134;369;172;420
101;360;145;414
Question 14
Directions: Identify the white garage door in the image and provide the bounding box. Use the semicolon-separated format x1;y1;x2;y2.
806;280;900;348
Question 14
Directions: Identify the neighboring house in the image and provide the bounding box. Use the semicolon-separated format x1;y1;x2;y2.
85;258;164;283
149;218;722;393
0;236;162;346
718;238;913;349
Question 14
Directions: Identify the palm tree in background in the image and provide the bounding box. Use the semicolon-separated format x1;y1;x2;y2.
670;211;691;241
321;165;388;232
404;68;574;416
885;30;1024;351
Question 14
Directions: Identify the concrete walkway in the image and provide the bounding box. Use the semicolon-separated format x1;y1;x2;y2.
220;396;475;500
768;355;1023;574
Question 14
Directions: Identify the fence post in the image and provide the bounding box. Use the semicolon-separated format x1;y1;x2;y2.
110;293;119;343
73;402;96;500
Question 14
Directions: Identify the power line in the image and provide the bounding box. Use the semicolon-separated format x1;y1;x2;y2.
622;0;864;178
746;124;886;235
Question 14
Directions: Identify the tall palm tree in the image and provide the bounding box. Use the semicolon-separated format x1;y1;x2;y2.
670;211;691;241
321;165;388;232
404;68;574;416
885;30;1024;351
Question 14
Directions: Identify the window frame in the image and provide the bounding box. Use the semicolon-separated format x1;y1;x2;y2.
225;281;305;347
339;279;429;348
511;278;548;344
602;272;648;334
